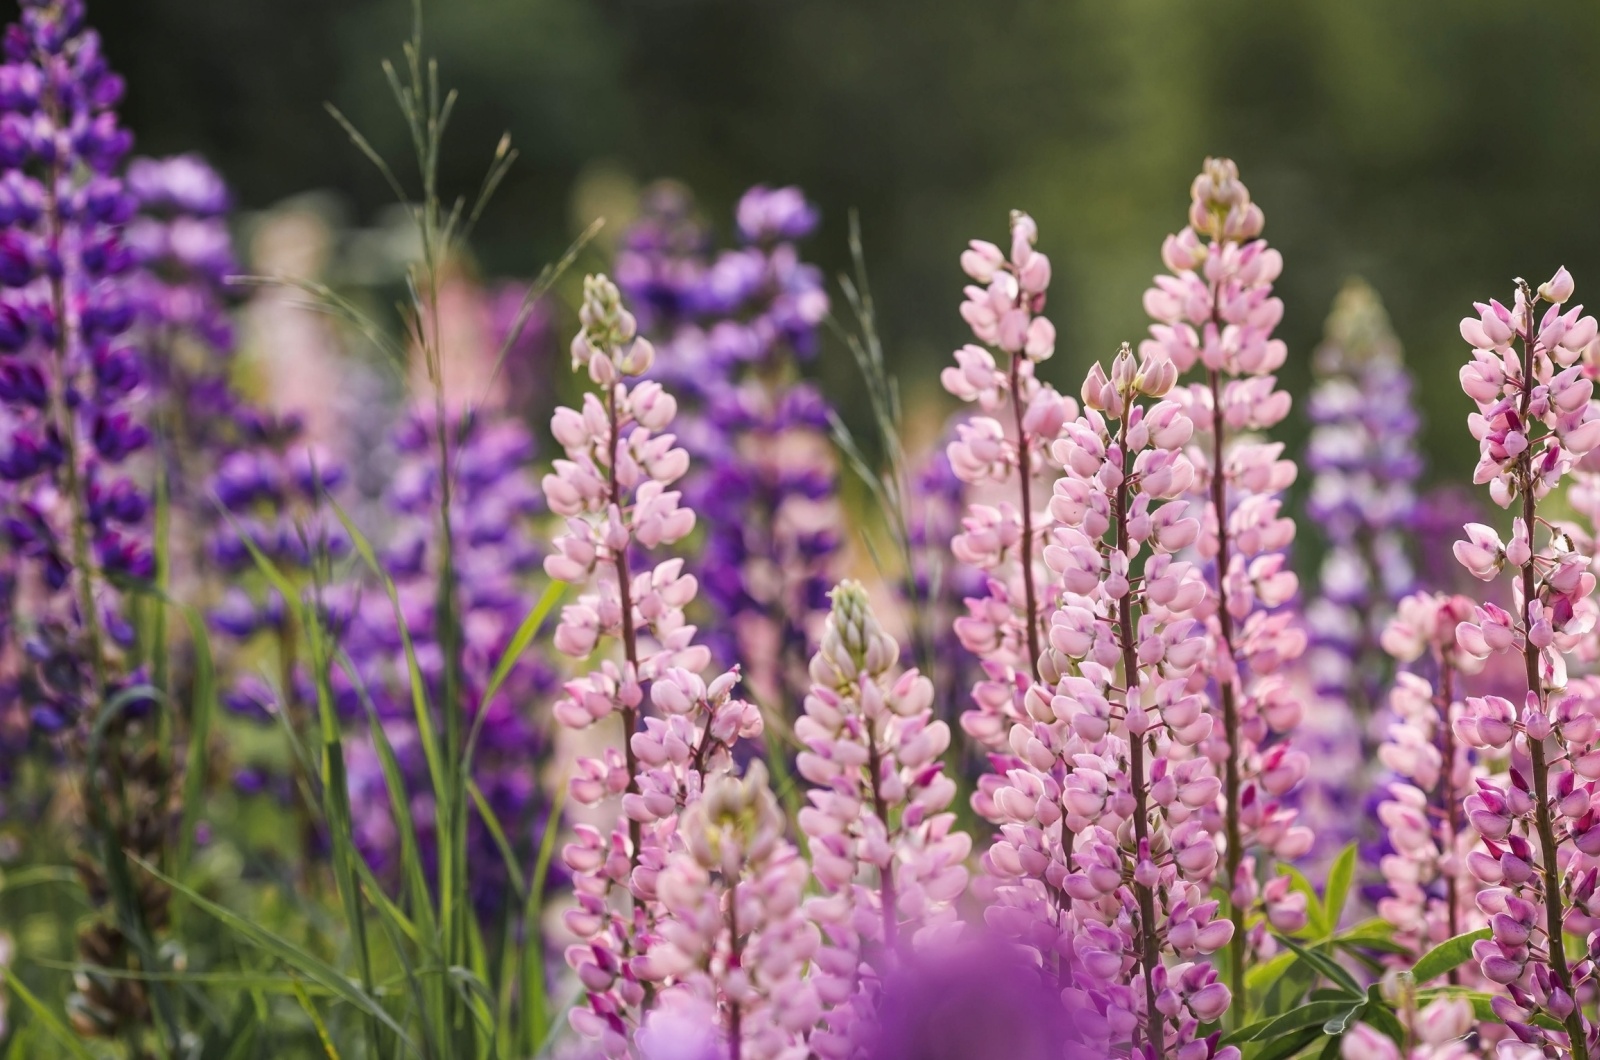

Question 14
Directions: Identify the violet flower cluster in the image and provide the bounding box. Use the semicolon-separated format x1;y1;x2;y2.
1142;159;1311;993
0;0;147;724
1300;281;1425;861
337;410;558;912
798;582;968;1058
1450;269;1600;1058
619;185;837;717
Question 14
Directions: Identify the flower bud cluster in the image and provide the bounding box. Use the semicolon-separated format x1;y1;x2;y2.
975;342;1237;1058
1459;269;1600;508
1143;159;1310;973
942;211;1078;751
796;582;970;1059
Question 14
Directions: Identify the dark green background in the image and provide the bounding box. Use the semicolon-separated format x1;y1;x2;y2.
77;0;1600;478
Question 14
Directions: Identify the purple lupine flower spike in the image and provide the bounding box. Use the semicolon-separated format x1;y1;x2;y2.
621;182;838;720
1299;280;1424;865
338;410;560;915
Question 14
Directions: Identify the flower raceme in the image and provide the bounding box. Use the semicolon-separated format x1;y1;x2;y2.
544;274;760;1056
1142;158;1310;1006
797;582;969;1059
976;341;1236;1059
1450;269;1600;1059
636;761;820;1060
1373;593;1490;978
942;210;1077;751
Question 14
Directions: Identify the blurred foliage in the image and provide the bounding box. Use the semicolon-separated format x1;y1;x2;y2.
57;0;1600;480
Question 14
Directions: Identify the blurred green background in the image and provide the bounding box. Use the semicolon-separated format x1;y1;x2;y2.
77;0;1600;479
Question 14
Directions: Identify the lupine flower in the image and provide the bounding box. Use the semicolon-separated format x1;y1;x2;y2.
0;3;183;1045
1449;270;1600;1058
942;210;1076;752
1300;281;1424;863
903;422;985;735
621;183;838;718
637;761;820;1059
979;341;1236;1059
334;410;558;913
1373;593;1489;969
546;274;755;1055
1142;158;1310;998
0;0;146;699
797;581;969;1058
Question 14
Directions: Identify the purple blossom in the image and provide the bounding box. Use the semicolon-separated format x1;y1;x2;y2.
0;0;146;732
621;182;837;717
1298;280;1424;866
338;410;559;914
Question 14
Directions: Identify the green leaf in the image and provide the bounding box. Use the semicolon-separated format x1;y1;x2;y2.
288;974;344;1060
1251;1024;1326;1060
1245;950;1295;992
1283;865;1330;938
465;579;563;768
1411;928;1491;983
1222;1000;1354;1044
1274;934;1363;998
1322;843;1357;934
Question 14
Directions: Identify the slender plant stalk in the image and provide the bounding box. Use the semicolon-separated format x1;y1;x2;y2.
1008;353;1041;681
1206;365;1247;1022
1115;410;1166;1058
1510;282;1587;1060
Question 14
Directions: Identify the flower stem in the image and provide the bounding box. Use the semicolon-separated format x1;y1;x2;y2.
1207;366;1247;1023
1115;411;1166;1059
1008;353;1041;682
606;385;645;875
1513;289;1586;1059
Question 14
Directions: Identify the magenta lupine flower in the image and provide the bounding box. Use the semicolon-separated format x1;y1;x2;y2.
1141;158;1311;997
1449;270;1600;1058
941;210;1076;751
545;274;756;1055
1373;592;1489;969
796;582;970;1058
636;761;820;1060
972;340;1234;1059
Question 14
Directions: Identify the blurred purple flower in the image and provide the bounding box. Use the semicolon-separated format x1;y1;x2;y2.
865;936;1097;1060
